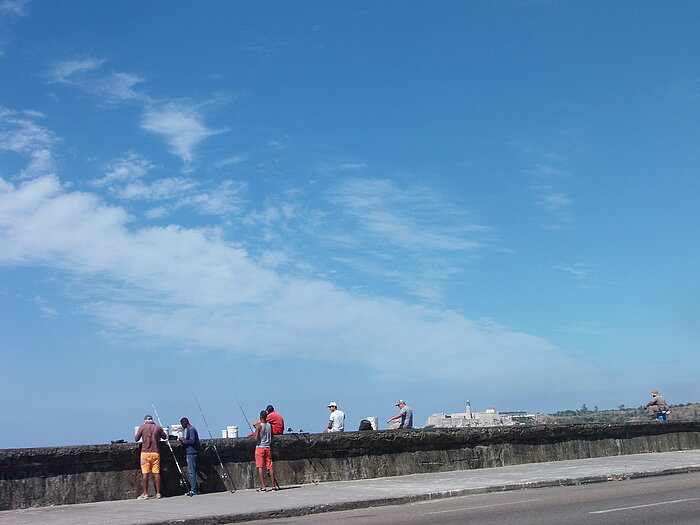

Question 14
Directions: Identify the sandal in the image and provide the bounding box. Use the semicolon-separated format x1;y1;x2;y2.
256;488;267;492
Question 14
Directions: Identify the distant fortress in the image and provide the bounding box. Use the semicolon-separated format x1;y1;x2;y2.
423;400;541;428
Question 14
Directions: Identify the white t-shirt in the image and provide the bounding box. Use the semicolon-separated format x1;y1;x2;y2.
329;409;345;432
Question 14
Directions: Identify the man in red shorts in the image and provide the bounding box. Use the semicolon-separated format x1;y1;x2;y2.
134;414;167;499
253;410;278;492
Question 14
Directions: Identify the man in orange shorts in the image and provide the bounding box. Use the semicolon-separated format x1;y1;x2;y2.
135;414;167;499
253;410;278;492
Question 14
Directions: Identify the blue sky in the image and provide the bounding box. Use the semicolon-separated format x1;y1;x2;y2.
1;1;699;448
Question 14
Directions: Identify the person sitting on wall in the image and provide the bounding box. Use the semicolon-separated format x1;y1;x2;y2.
358;419;373;431
265;405;285;435
387;400;414;429
645;390;670;420
324;402;345;432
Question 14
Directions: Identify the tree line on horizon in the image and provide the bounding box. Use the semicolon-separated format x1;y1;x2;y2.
542;402;700;424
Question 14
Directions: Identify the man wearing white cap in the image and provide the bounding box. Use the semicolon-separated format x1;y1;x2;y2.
324;402;345;432
387;400;413;429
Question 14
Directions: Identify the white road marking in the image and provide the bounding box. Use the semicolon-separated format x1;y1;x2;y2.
425;499;542;514
590;497;700;514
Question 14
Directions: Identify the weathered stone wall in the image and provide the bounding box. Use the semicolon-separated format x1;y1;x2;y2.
2;421;699;510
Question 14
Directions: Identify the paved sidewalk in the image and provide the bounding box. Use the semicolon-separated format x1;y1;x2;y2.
3;450;700;525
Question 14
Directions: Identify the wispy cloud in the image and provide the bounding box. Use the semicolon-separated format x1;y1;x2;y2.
0;0;29;15
318;177;493;302
95;153;245;217
33;295;59;317
0;0;29;55
314;160;368;173
141;104;224;166
0;107;56;153
93;152;154;186
558;262;595;289
330;177;487;252
49;57;146;104
20;148;54;178
118;177;199;200
214;155;246;168
50;57;223;167
0;173;592;388
49;55;238;173
557;321;608;335
509;136;577;230
103;170;246;218
529;163;573;230
51;57;106;83
178;180;246;216
0;108;57;177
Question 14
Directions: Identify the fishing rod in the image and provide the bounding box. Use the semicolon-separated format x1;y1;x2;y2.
151;403;190;493
234;396;254;433
194;395;236;493
235;397;280;489
286;427;326;480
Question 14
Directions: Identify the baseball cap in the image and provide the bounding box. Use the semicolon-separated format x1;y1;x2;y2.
144;415;153;421
328;402;337;407
395;400;405;406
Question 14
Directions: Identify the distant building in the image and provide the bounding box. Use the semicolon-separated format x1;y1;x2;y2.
424;400;538;428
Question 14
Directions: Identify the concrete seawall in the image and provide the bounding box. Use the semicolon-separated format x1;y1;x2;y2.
2;422;699;510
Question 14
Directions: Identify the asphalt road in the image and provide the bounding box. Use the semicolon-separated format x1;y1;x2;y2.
248;472;700;525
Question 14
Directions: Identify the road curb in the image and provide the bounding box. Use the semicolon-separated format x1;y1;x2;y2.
145;465;700;525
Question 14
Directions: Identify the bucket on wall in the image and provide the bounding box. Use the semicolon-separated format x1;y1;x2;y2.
221;429;228;438
226;425;239;438
366;417;379;430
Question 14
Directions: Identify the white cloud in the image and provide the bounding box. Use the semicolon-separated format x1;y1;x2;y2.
179;180;246;216
314;160;368;173
339;162;367;171
20;148;54;178
106;174;245;217
508;136;577;229
50;57;146;103
558;262;594;289
0;0;29;16
0;107;57;154
141;104;223;165
33;295;59;317
330;177;487;252
541;192;572;211
94;153;154;186
557;321;608;336
22;109;46;118
145;206;168;219
0;175;274;305
215;155;246;168
118;177;199;200
100;71;144;102
0;108;57;178
0;174;592;388
51;57;106;84
96;156;245;217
